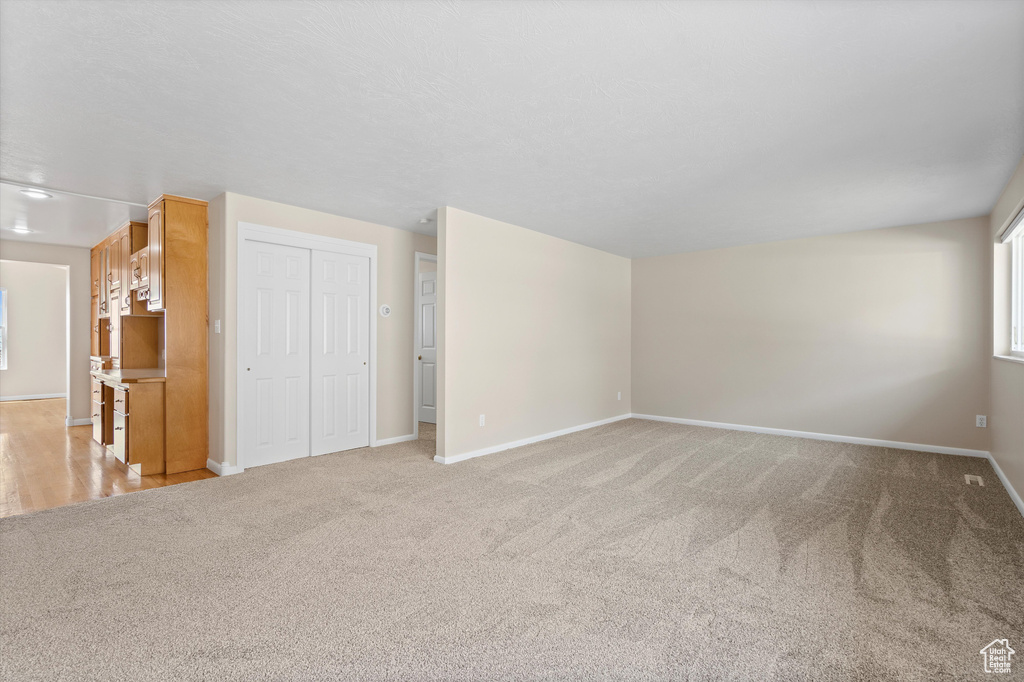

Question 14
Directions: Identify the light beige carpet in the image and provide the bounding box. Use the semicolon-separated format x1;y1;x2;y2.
1;418;1022;681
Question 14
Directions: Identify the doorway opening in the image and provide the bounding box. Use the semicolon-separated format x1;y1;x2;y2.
0;260;71;423
413;252;437;443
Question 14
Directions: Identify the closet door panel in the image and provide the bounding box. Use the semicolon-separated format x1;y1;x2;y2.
310;250;370;455
240;240;311;467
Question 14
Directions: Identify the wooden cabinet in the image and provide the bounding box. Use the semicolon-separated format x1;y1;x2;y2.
112;386;129;465
109;232;121;288
147;201;163;311
91;246;101;298
88;194;207;476
155;195;208;473
113;386;128;414
119;228;131;313
139;248;150;290
97;242;110;318
102;384;115;445
109;382;165;475
108;295;120;360
91;298;100;357
91;379;104;445
129;250;143;290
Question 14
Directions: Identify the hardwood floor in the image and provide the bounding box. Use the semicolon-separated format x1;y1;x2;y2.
0;398;216;518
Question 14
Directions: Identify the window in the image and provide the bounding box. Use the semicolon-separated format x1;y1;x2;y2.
0;287;6;370
1013;234;1023;357
1005;207;1024;358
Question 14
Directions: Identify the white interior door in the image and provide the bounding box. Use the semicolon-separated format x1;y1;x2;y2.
416;271;437;424
241;240;311;467
311;250;370;455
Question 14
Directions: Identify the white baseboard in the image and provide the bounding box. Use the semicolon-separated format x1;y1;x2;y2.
0;393;67;402
206;459;244;476
374;433;417;446
434;414;631;465
630;413;991;458
987;453;1024;518
631;413;1022;518
65;417;92;427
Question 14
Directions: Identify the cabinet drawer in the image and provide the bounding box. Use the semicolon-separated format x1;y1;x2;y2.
113;387;128;415
91;379;104;400
92;415;104;445
91;400;103;419
112;411;127;463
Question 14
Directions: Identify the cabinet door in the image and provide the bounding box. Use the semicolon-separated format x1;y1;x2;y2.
119;230;131;312
109;289;120;359
91;380;105;444
139;248;150;289
129;251;139;288
91;299;100;356
91;247;101;298
109;234;121;288
92;408;104;444
147;202;163;311
98;243;108;317
112;411;127;463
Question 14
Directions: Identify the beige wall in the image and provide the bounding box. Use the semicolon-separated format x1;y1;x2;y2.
0;242;90;422
438;207;631;460
632;218;992;452
209;192;436;468
990;154;1024;508
0;260;67;399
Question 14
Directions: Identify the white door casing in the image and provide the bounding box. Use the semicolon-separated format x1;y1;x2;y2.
311;250;370;455
416;271;437;424
241;240;311;468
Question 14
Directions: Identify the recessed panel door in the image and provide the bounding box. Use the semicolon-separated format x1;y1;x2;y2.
241;240;311;467
310;250;370;455
416;271;437;424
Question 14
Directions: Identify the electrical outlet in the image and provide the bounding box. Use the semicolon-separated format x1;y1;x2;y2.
976;415;987;428
214;319;221;334
617;391;621;401
479;414;485;427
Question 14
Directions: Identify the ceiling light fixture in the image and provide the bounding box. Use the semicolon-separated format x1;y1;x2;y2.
419;217;433;224
19;188;52;199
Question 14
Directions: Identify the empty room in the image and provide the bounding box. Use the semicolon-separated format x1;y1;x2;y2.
1;1;1022;679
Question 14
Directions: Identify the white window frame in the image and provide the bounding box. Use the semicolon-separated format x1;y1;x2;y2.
1012;234;1024;358
1003;206;1024;359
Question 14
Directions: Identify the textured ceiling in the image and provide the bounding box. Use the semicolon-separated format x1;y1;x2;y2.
0;182;147;247
1;0;1022;257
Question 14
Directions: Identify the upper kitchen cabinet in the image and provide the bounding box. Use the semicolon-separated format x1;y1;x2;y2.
146;200;163;311
91;246;101;298
117;221;149;315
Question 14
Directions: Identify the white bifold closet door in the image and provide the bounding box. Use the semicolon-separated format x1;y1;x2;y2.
310;250;370;456
242;241;311;468
241;240;370;469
